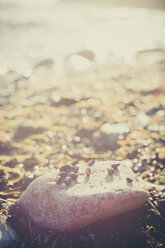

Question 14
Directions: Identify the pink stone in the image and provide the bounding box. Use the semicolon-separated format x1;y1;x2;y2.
17;160;148;232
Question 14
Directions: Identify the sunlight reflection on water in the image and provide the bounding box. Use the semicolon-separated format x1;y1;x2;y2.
0;0;165;73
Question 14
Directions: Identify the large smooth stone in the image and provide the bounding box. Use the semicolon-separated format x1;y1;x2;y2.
17;160;148;232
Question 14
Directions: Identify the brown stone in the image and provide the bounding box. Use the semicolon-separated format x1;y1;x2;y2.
17;160;148;232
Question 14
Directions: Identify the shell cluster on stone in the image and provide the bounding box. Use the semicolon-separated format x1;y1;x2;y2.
55;164;79;186
55;160;133;188
17;160;148;232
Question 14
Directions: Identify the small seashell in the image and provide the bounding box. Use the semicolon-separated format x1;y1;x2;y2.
69;173;78;180
59;172;67;179
112;163;120;170
107;168;114;176
60;165;72;173
87;159;95;166
71;160;79;166
126;177;133;183
86;168;91;176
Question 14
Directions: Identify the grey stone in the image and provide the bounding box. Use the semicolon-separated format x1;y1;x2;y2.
17;160;148;232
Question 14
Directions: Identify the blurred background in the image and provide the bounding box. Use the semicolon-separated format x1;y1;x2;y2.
0;0;165;74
